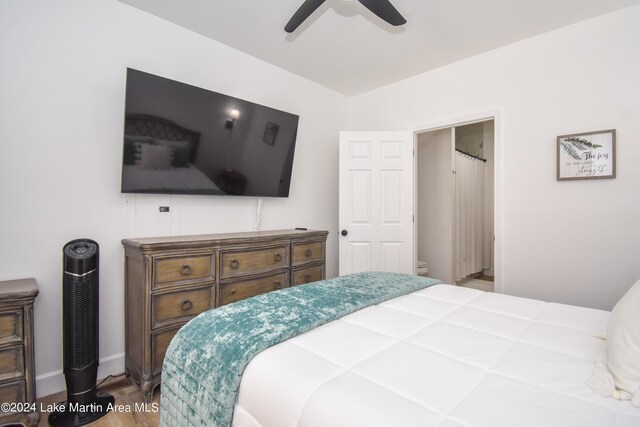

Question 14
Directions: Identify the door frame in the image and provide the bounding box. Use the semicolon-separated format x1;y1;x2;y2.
412;109;503;293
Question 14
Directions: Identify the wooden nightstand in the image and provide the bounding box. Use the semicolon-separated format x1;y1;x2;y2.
0;278;39;427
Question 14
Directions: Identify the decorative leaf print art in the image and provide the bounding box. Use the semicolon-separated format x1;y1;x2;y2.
557;130;616;180
559;137;602;160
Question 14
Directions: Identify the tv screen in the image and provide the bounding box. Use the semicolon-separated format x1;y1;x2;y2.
121;69;299;197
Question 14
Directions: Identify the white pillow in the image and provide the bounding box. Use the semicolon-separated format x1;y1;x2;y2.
154;138;191;149
140;144;173;170
606;279;640;405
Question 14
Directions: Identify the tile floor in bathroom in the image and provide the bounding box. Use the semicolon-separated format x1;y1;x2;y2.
457;275;495;292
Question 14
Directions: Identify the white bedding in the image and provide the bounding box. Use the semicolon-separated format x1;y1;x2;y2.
232;284;640;427
122;163;223;194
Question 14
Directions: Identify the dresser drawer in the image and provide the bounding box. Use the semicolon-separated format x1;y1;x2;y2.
0;346;23;382
0;309;23;345
153;254;214;287
220;246;288;279
219;273;288;306
152;285;213;328
0;380;25;407
292;242;324;266
292;264;325;286
152;327;180;375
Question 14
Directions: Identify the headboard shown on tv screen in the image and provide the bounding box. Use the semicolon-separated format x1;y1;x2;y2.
121;68;299;197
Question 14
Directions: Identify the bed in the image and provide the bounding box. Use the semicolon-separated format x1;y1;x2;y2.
160;272;640;427
121;114;224;195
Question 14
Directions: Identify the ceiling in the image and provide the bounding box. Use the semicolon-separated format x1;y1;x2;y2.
118;0;640;96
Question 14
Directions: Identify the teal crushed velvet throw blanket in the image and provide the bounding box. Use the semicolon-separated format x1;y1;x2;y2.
160;272;441;427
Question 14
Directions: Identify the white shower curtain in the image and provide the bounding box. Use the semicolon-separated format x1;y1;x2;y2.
454;151;485;282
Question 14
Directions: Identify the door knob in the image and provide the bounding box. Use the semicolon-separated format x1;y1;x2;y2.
341;230;348;236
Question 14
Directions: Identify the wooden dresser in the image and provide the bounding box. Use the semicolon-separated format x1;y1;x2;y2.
122;229;328;401
0;278;39;427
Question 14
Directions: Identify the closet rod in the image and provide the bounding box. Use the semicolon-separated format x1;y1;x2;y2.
455;148;487;163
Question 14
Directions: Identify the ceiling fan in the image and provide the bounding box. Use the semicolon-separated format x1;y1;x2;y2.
285;0;407;33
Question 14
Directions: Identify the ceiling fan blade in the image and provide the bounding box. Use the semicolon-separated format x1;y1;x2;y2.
285;0;327;33
357;0;407;26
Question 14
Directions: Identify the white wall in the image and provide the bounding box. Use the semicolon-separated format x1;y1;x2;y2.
417;129;454;283
455;122;485;158
348;6;640;310
0;0;346;396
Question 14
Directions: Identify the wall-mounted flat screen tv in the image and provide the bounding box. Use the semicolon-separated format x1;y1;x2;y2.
121;68;299;197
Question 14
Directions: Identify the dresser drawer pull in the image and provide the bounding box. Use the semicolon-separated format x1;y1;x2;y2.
275;253;282;262
274;281;283;290
230;260;240;269
305;249;313;257
304;275;312;283
181;299;193;311
230;288;237;295
180;264;192;276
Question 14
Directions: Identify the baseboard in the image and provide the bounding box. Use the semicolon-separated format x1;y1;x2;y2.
36;352;125;398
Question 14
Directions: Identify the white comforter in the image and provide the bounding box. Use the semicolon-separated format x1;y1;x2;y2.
232;284;640;427
122;164;223;194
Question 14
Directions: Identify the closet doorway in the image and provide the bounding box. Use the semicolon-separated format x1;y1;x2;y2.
415;120;495;291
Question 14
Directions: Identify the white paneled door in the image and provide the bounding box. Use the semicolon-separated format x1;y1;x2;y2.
339;131;414;276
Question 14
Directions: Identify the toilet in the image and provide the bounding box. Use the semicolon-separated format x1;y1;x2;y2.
417;260;429;277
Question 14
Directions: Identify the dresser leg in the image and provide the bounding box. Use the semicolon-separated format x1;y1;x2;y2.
141;380;155;403
26;411;41;427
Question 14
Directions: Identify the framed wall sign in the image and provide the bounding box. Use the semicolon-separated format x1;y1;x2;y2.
557;129;616;181
263;122;279;145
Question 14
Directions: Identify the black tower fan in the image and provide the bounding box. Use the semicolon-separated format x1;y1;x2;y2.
49;239;114;426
